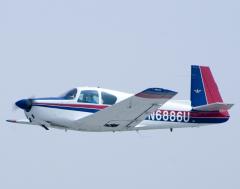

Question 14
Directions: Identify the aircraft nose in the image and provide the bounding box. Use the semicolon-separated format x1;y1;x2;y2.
15;99;33;112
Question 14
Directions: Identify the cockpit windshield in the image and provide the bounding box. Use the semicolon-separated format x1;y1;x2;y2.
61;88;77;100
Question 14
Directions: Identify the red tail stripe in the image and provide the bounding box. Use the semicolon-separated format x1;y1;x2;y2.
200;66;223;104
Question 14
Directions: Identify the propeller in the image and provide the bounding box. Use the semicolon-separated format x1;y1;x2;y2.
12;103;19;111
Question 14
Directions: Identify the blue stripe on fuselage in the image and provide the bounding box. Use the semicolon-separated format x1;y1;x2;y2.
190;117;229;123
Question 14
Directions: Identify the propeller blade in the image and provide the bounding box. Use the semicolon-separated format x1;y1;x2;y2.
12;103;19;111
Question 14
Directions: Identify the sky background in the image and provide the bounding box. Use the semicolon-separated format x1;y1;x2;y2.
0;0;239;188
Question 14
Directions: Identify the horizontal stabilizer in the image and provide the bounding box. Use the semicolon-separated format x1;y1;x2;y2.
192;103;234;112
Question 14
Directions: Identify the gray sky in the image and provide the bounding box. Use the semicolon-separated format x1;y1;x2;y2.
0;0;239;188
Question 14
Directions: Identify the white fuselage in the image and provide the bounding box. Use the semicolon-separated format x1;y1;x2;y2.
23;87;213;132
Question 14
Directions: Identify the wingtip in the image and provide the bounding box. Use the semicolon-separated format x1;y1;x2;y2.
136;88;177;99
6;120;17;123
227;103;234;109
144;88;177;94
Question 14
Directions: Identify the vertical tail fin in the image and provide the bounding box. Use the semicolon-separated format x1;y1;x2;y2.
191;65;223;107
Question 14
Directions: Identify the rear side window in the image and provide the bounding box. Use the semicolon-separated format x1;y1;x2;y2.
101;92;117;105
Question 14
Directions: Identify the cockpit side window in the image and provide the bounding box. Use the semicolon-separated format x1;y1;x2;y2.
101;92;117;105
62;88;77;100
78;90;99;104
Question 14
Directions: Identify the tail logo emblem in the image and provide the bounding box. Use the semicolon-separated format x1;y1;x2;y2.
194;89;202;94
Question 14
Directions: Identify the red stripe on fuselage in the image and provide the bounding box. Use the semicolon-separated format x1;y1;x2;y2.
190;111;229;118
33;103;109;110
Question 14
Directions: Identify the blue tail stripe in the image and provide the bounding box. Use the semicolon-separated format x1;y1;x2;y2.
191;65;207;107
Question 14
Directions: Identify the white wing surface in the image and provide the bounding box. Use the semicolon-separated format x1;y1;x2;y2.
75;88;177;131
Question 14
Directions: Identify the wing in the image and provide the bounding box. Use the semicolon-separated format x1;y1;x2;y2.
7;119;50;130
75;88;177;131
6;119;38;125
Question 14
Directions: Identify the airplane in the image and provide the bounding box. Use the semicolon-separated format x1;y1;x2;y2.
7;65;233;132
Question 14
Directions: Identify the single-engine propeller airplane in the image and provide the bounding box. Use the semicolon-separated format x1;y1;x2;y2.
7;65;233;132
